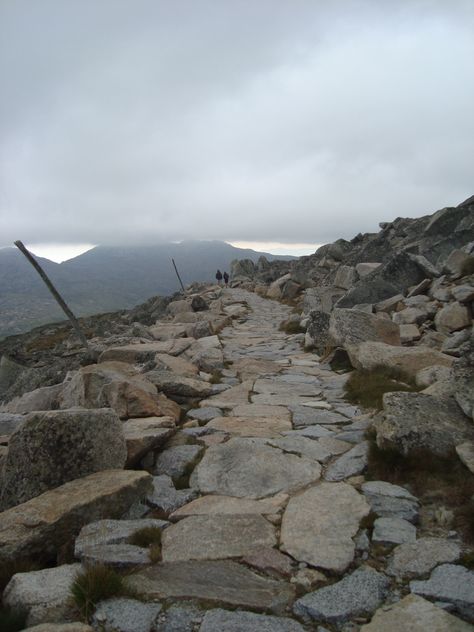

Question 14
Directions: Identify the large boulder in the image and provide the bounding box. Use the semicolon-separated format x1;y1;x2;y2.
0;469;152;564
305;311;330;354
59;362;179;420
1;408;126;510
347;341;453;379
374;392;474;456
144;370;212;399
434;302;471;333
337;252;429;308
334;265;358;290
329;308;401;348
303;287;345;314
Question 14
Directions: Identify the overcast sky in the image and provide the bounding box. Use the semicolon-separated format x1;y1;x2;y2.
1;0;473;257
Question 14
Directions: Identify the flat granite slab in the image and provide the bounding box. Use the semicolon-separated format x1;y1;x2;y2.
127;560;295;613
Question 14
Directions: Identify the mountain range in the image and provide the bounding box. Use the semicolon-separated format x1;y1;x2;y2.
0;241;295;339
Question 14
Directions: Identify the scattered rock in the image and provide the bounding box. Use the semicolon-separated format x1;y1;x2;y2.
293;567;390;628
154;445;204;482
199;609;305;632
329;308;401;348
361;480;419;522
3;564;80;627
456;441;474;474
146;475;197;514
122;416;175;467
324;441;368;481
170;493;287;520
92;598;162;632
372;517;416;545
74;518;167;557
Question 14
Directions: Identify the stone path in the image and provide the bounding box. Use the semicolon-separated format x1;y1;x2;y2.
9;288;473;630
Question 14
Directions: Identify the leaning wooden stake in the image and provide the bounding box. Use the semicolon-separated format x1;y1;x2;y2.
14;240;90;349
171;258;186;293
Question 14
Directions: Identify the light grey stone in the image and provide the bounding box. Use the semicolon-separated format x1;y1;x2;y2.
155;604;203;632
147;475;198;514
190;437;321;499
372;517;416;545
92;598;162;632
324;441;368;481
293;567;390;628
127;560;295;613
387;537;461;579
452;285;474;303
161;514;276;561
199;609;305;631
361;480;419;523
75;518;167;557
374;392;474;457
80;543;150;569
280;482;370;572
284;425;335;438
3;564;81;627
154;445;204;482
0;412;24;435
435;302;471;333
266;436;332;462
329;308;401;347
1;408;126;510
187;406;222;422
411;564;474;620
456;441;474;474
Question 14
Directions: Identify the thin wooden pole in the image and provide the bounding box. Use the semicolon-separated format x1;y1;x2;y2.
14;240;90;349
171;258;186;293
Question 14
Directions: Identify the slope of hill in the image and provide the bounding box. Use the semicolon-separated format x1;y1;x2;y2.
0;241;294;338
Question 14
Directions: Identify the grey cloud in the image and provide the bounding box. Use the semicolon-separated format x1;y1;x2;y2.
1;0;473;247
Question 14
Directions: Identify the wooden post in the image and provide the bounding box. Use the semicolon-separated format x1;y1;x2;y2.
171;258;186;293
14;240;90;349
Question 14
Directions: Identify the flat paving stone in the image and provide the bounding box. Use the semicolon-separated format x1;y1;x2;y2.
361;594;474;632
154;445;204;482
170;493;288;520
387;537;461;579
127;560;295;613
199;380;254;409
280;482;370;572
231;404;291;420
187;407;222;422
266;436;332;463
199;609;305;631
147;475;198;514
361;481;419;523
161;514;277;561
206;416;292;438
92;598;162;632
75;519;167;557
80;543;150;569
372;517;417;546
285;425;335;439
190;437;321;499
324;441;369;481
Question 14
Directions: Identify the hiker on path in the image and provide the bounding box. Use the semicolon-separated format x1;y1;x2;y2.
223;271;229;286
216;269;223;285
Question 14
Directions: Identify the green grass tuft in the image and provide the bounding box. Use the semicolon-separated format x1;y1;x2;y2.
70;565;127;621
209;370;223;384
344;365;421;410
460;256;474;277
460;550;474;569
128;526;162;548
279;320;305;335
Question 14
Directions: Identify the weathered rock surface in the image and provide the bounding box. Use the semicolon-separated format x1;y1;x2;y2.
154;444;204;482
190;438;321;498
329;308;401;347
361;480;419;522
170;493;287;520
375;392;474;456
456;441;474;474
293;567;390;628
146;475;197;514
387;537;460;579
161;514;276;561
3;564;80;627
122;416;175;467
127;560;295;613
199;609;305;632
361;594;474;631
206;415;292;437
74;518;167;557
280;482;370;572
324;441;368;481
372;517;416;545
145;370;213;398
347;341;453;378
91;598;162;632
435;302;471;333
25;624;93;631
0;469;152;563
411;564;474;620
231;403;291;420
1;408;126;509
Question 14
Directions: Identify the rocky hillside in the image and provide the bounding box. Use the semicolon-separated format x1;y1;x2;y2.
0;197;473;630
0;240;294;339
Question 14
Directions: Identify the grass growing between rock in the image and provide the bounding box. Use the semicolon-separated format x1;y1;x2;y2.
70;564;134;621
460;256;474;277
278;320;305;335
0;606;27;632
344;366;422;410
128;526;162;563
366;441;474;543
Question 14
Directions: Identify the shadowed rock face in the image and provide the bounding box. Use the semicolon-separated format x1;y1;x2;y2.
0;408;127;510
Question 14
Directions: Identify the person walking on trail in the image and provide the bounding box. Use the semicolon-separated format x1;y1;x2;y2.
223;271;229;287
216;269;223;285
